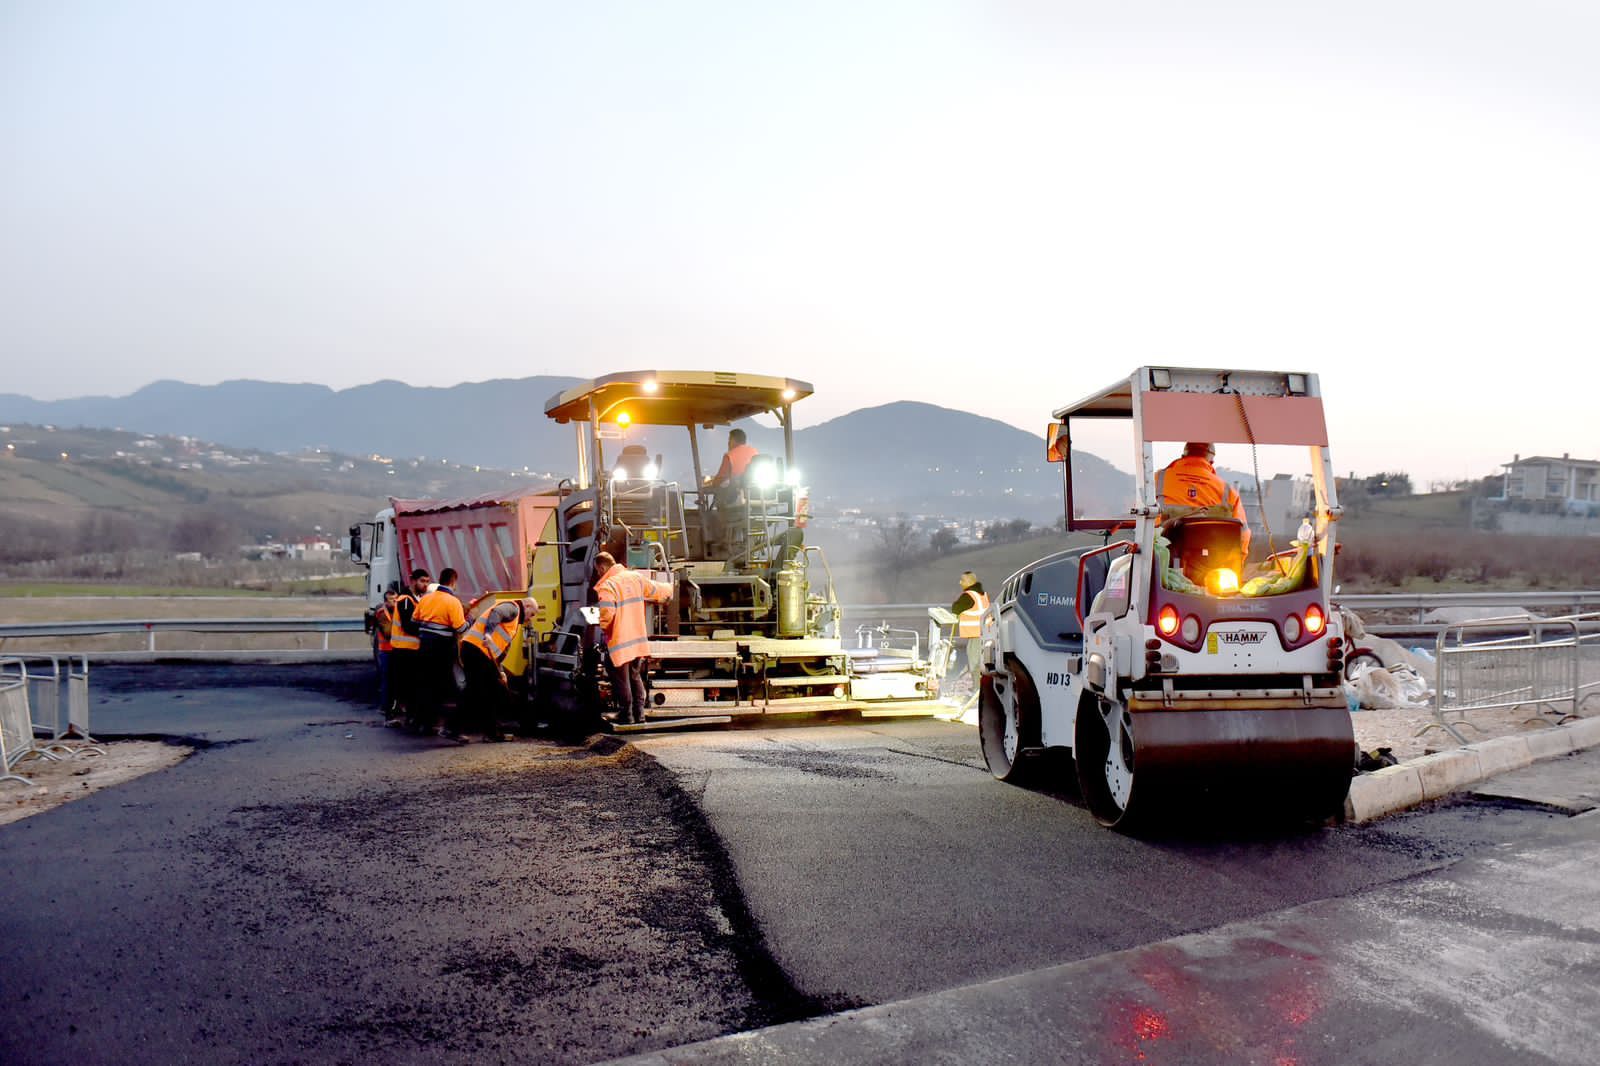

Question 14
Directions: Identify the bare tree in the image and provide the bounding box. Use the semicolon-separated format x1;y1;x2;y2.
872;516;923;600
929;528;960;555
170;507;241;559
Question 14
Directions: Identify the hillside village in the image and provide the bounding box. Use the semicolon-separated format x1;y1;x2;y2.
0;376;1593;596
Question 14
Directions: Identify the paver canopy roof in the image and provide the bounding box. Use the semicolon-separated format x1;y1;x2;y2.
544;370;813;426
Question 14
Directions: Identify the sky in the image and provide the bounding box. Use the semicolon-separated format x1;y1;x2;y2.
4;1;1598;486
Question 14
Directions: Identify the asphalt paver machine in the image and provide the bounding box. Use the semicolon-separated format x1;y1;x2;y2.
536;370;942;729
979;367;1356;827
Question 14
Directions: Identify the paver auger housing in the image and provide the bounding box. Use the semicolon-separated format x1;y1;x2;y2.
979;368;1356;827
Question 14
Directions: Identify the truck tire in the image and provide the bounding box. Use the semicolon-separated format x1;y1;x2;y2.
980;658;1041;784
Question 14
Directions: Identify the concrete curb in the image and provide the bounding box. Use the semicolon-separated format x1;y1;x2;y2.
1345;714;1598;823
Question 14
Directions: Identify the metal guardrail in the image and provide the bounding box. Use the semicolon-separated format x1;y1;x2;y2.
0;618;364;655
1431;613;1599;744
840;593;1600;639
0;592;1595;659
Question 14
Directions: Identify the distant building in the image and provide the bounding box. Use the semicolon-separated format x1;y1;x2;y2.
288;539;333;561
1500;454;1600;508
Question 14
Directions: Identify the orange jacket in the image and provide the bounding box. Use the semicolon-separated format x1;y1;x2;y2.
595;565;673;666
714;443;759;483
388;594;421;651
413;587;466;633
1159;455;1252;554
462;602;520;663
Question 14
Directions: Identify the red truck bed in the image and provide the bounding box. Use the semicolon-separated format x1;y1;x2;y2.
391;486;559;605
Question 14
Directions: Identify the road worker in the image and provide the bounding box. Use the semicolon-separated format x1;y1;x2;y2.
704;428;760;553
707;428;758;488
950;570;989;712
1158;442;1252;556
454;598;536;741
383;569;429;726
411;566;468;734
593;550;674;726
373;587;400;715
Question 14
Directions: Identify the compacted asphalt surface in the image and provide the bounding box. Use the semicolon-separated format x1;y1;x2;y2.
633;719;1579;1005
2;663;1594;1065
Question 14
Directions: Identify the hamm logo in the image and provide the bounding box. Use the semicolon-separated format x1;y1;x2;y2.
1037;592;1075;607
1216;631;1267;646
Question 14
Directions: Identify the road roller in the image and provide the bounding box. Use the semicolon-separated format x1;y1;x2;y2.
978;367;1356;828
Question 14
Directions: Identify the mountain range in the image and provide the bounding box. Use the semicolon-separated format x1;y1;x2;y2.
0;377;1131;520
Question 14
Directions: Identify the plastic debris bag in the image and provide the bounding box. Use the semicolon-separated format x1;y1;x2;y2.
1351;663;1433;710
1153;534;1205;595
1241;541;1310;597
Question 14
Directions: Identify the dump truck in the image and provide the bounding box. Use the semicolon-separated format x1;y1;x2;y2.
979;367;1356;828
350;370;944;729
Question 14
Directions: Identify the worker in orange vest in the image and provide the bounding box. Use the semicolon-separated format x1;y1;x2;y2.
593;551;674;725
384;569;429;727
453;598;536;741
708;428;758;486
950;570;989;713
410;566;468;734
373;587;401;715
1158;442;1252;555
704;428;761;555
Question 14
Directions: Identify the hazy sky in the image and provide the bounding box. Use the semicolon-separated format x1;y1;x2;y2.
5;1;1598;485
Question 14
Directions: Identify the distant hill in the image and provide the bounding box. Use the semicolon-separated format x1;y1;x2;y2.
0;376;588;473
0;377;1133;522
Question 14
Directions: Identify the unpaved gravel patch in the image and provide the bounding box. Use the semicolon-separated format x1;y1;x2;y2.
1351;705;1590;763
0;740;190;826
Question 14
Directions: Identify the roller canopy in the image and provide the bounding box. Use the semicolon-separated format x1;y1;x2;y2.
1140;393;1328;446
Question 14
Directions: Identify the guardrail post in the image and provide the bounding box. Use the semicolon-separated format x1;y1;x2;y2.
146;623;155;653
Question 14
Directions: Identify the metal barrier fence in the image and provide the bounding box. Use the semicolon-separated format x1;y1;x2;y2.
0;667;36;785
1431;613;1599;744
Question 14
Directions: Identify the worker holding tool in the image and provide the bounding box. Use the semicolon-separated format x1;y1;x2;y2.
950;570;989;713
455;598;535;741
593;551;674;725
1158;442;1251;555
411;566;468;734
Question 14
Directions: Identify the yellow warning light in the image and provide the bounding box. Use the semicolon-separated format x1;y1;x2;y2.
616;411;631;426
782;388;797;401
1206;568;1240;596
642;380;659;394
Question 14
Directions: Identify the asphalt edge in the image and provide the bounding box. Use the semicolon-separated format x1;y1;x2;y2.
1345;713;1600;822
610;735;865;1035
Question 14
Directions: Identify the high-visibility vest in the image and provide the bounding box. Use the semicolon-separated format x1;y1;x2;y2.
389;595;421;651
375;605;395;653
414;588;465;636
595;566;672;666
958;589;990;638
1158;456;1252;554
463;610;520;663
717;444;759;482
